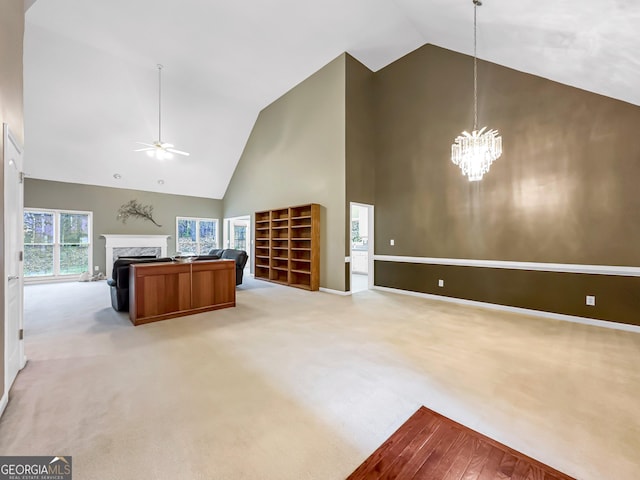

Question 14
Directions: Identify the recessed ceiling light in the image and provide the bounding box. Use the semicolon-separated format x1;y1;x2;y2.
157;179;165;185
113;173;122;179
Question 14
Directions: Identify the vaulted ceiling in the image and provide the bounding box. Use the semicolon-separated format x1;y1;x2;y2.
24;0;640;199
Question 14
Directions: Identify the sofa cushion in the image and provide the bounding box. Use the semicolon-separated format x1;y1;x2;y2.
110;257;173;287
220;249;248;269
111;255;158;276
108;257;173;312
193;254;221;261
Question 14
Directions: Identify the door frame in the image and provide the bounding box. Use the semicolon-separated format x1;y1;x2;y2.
223;215;251;270
2;123;26;417
349;202;375;290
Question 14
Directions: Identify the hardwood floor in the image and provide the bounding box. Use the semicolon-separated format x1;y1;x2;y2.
346;407;575;480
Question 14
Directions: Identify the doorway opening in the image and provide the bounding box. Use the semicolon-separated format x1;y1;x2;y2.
350;203;374;293
223;215;251;272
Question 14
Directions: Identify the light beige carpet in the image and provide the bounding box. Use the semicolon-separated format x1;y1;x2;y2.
0;277;639;479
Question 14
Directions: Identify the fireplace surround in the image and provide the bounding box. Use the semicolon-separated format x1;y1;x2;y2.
101;234;170;272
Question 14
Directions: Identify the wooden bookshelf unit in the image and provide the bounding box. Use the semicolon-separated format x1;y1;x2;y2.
254;203;320;291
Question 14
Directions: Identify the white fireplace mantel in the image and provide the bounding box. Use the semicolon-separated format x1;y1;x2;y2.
101;234;170;272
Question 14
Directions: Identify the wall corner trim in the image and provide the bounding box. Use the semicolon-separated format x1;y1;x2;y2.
373;255;640;277
0;392;7;418
372;285;640;334
319;287;351;296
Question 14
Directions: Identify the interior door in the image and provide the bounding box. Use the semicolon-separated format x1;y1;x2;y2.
4;123;25;396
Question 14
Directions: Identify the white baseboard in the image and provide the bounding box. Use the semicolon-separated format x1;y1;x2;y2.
319;287;351;296
24;275;82;285
373;286;640;334
0;392;7;418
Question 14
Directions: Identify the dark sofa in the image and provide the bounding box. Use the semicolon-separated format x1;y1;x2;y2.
107;250;249;312
207;249;249;286
107;256;173;311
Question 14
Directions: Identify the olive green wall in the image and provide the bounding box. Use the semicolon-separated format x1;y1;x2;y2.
344;55;376;291
24;179;223;274
375;44;640;263
373;44;640;325
375;263;640;327
223;55;347;291
345;54;375;215
1;0;25;400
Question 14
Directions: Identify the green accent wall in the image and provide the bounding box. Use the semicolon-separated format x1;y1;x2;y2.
375;262;640;327
223;55;347;291
345;54;375;219
1;0;25;400
371;44;640;325
344;55;376;289
374;44;640;264
24;179;223;274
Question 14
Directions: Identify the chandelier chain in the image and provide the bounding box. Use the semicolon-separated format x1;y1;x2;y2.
450;0;502;182
473;1;478;131
157;64;163;142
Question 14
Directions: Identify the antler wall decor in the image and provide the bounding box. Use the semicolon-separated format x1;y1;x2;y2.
117;200;162;227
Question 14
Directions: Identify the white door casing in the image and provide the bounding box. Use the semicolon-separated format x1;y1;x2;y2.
3;123;25;403
349;202;375;291
224;215;251;270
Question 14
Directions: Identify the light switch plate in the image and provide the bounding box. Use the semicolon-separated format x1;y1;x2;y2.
438;279;444;287
586;295;596;306
390;239;395;246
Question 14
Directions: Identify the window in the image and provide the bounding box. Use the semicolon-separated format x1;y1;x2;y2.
23;209;92;278
176;217;218;255
233;225;247;251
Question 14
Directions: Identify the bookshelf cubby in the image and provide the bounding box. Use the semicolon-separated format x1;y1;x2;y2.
253;203;319;291
254;210;270;281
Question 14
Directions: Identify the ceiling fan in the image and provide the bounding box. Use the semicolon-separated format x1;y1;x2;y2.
134;64;190;160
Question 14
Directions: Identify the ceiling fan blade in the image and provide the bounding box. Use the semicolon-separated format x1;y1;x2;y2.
166;148;190;156
134;147;154;152
160;143;174;148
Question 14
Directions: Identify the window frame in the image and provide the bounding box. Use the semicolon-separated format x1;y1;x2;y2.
175;216;219;255
23;208;93;282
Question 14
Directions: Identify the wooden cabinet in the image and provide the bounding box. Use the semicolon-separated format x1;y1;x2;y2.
254;203;319;291
129;260;236;326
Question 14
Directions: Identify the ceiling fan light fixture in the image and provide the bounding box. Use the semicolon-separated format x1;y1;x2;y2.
135;64;189;159
155;148;172;161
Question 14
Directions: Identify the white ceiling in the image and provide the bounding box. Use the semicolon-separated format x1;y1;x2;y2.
24;0;640;199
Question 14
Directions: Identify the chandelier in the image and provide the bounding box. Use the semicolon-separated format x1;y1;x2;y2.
451;0;502;181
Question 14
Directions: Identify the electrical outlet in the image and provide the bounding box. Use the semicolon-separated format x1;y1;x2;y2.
390;239;395;246
438;279;444;287
94;266;99;271
586;295;596;306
